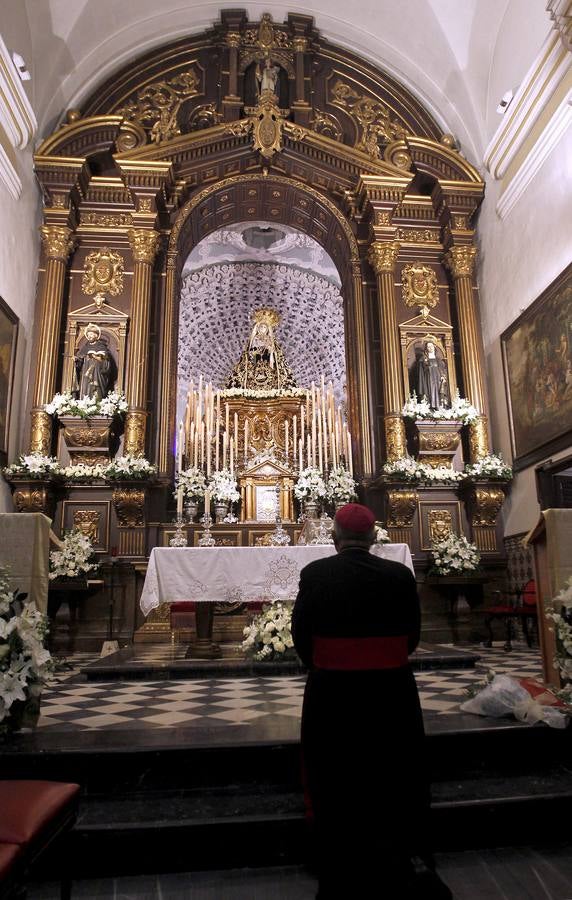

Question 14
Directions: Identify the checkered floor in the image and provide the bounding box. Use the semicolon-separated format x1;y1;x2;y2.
33;643;545;733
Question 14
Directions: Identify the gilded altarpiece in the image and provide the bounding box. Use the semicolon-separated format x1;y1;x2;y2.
14;10;508;647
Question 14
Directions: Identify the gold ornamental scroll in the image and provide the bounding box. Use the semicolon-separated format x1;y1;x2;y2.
124;228;161;456
30;225;75;454
368;241;406;461
444;245;490;459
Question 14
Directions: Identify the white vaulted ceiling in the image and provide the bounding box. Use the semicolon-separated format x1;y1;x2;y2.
9;0;553;165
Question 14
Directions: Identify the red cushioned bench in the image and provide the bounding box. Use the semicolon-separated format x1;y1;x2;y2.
0;780;80;900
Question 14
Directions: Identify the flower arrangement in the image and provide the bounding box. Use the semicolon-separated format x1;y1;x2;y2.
402;390;479;425
463;453;513;481
374;523;390;544
44;390;128;420
0;567;52;732
220;388;307;400
242;601;296;661
104;455;157;480
326;465;357;504
381;457;463;484
546;576;572;682
49;529;99;581
294;467;327;502
61;463;108;481
209;468;240;503
3;453;62;478
430;532;481;576
176;466;207;499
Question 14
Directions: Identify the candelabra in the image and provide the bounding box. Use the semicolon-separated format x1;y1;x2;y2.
268;482;291;546
310;512;334;545
198;511;216;547
169;515;188;547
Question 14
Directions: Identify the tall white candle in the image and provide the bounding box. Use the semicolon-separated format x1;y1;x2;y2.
244;419;249;466
347;432;353;477
223;431;228;469
293;415;297;466
176;485;184;518
230;436;234;475
206;429;211;477
299;437;303;471
178;421;184;472
204;488;210;516
234;413;238;459
307;434;311;470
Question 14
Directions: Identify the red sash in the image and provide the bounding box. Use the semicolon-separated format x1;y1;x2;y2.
312;635;409;670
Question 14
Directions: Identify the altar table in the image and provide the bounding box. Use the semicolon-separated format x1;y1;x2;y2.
140;544;414;616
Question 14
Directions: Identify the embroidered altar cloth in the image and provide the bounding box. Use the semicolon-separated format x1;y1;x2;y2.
139;544;414;616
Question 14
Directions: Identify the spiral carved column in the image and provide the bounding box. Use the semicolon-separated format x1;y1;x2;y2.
444;245;490;459
30;225;75;454
368;240;406;461
124;228;161;457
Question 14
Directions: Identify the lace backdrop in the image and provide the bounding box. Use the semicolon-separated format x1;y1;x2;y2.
176;261;346;424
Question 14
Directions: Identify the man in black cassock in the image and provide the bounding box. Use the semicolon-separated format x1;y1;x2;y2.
292;503;452;899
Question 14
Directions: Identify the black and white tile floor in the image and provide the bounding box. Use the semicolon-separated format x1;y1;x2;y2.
37;643;544;733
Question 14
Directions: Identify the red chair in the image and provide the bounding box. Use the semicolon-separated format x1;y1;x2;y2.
483;579;538;651
0;780;80;900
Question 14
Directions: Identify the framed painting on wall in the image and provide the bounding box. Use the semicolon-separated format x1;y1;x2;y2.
0;297;18;467
501;262;572;471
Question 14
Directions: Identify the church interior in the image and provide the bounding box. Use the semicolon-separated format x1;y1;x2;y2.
0;1;571;897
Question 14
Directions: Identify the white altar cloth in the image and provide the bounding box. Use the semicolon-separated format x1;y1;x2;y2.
140;544;414;616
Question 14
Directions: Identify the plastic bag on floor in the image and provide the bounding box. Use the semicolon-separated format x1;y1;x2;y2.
460;674;569;729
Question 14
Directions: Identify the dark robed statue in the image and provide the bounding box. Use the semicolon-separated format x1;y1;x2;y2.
73;323;116;400
227;308;296;391
411;340;450;409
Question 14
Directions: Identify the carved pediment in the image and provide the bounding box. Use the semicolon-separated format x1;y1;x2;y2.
241;457;292;478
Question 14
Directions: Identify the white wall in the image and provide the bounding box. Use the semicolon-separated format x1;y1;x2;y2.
0;7;43;511
477;123;572;536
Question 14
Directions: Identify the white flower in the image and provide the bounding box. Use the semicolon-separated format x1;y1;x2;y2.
105;455;156;480
294;468;327;501
463;454;513;481
381;457;462;484
241;601;296;661
431;533;480;575
49;529;99;580
176;467;207;499
44;390;128;420
208;469;240;503
4;453;62;478
326;466;357;503
402;390;479;425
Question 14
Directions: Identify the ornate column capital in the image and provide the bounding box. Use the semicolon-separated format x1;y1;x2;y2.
368;241;400;275
293;37;308;52
127;228;161;264
444;245;477;279
39;224;74;261
225;32;241;48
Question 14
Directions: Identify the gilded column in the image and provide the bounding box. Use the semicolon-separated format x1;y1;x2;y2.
124;228;161;456
368;241;406;461
158;250;178;473
30;225;75;454
293;37;307;103
225;32;241;99
444;245;490;459
351;261;373;475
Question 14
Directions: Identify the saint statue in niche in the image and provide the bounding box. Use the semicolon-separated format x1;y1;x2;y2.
410;339;450;409
256;57;280;96
73;323;117;401
227;308;296;391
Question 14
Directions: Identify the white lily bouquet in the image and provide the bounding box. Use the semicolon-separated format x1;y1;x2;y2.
326;465;357;504
402;390;479;425
4;453;62;479
242;601;296;661
45;390;128;420
546;576;572;682
104;455;157;480
49;529;99;581
176;466;207;500
0;567;52;733
431;533;480;576
294;467;327;502
463;453;513;481
209;468;240;503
